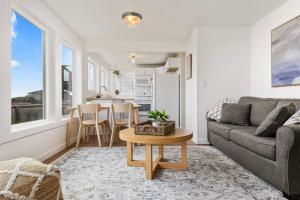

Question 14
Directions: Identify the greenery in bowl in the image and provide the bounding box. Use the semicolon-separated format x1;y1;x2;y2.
148;109;169;122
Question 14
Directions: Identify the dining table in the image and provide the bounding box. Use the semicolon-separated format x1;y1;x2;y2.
65;103;141;149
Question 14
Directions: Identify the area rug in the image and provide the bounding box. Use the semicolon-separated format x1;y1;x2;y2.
54;146;285;200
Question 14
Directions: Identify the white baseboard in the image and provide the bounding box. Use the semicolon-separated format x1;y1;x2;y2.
193;137;209;145
197;139;209;144
37;137;77;161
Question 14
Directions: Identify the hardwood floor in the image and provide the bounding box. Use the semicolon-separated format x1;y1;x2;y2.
44;134;198;164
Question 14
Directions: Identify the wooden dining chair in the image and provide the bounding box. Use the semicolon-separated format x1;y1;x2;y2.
126;101;140;126
110;103;132;147
76;104;109;147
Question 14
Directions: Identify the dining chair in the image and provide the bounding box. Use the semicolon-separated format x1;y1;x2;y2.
126;101;140;125
76;104;109;147
110;103;132;147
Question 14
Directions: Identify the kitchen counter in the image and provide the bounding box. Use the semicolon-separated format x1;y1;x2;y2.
87;96;134;101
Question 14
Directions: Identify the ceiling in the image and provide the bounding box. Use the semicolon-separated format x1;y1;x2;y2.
42;0;287;42
100;52;177;69
42;0;287;69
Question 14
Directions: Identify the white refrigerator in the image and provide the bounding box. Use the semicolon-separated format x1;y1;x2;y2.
153;74;180;126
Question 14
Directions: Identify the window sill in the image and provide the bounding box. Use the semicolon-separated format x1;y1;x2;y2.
0;120;69;145
12;120;68;134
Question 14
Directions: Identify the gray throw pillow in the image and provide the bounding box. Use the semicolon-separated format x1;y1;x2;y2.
220;103;252;126
255;103;296;137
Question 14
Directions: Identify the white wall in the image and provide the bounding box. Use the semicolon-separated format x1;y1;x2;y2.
185;30;199;144
186;27;251;144
0;0;83;161
251;0;300;98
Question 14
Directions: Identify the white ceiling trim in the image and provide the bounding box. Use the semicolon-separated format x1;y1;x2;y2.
85;41;187;53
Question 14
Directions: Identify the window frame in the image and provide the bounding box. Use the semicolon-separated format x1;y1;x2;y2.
100;66;109;89
60;42;75;117
10;7;48;130
88;60;97;90
5;2;83;144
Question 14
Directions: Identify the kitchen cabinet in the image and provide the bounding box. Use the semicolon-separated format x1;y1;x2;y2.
165;57;179;72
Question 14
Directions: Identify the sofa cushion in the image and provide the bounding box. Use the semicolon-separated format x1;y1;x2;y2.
220;103;251;126
207;121;256;141
230;128;276;160
239;97;277;126
277;99;300;111
284;109;300;125
255;103;296;137
207;98;235;122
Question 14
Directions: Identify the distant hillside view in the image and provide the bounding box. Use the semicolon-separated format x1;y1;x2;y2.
11;90;44;124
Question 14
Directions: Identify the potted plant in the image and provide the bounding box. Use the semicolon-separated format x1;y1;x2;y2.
148;109;169;126
113;70;121;78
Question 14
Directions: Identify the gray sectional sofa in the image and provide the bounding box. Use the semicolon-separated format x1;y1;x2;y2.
207;96;300;199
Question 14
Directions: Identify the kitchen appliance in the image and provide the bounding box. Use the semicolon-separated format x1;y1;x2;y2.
153;74;180;126
135;75;152;86
135;96;152;116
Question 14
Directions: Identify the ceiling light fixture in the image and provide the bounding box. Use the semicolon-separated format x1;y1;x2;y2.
131;55;135;63
122;12;142;27
130;53;136;63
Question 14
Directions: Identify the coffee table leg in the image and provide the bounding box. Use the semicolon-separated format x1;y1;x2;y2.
127;141;133;165
146;144;153;180
158;144;164;158
181;142;187;169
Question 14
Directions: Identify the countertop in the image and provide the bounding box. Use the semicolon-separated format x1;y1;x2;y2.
87;96;135;101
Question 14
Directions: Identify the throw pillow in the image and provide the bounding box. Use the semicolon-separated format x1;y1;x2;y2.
255;103;296;137
284;109;300;125
207;98;235;122
220;103;252;126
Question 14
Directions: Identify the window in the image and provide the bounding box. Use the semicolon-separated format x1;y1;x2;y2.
11;11;45;125
88;62;95;90
100;67;108;88
100;69;105;87
61;45;73;115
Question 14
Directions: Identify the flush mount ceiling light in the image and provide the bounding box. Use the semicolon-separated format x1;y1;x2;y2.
122;12;142;27
130;53;136;63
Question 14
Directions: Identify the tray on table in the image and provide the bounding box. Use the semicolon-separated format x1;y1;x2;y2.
134;120;175;136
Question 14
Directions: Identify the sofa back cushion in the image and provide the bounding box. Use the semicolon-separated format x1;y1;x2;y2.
277;99;300;111
220;103;251;126
239;97;277;126
255;103;296;137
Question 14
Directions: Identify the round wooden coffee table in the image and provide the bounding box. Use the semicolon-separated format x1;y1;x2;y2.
119;128;193;180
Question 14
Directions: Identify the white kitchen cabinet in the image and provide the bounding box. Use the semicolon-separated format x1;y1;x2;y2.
144;68;155;75
155;66;166;74
135;68;154;76
165;57;179;72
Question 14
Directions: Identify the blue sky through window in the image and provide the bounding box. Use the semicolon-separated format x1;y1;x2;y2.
11;11;43;98
61;44;73;82
61;45;73;66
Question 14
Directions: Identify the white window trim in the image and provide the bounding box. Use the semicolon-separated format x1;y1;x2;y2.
88;60;97;90
1;2;84;145
7;4;82;142
11;6;49;129
60;41;75;118
100;66;109;88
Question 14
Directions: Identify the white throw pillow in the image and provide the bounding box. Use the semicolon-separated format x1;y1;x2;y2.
284;109;300;126
207;98;236;122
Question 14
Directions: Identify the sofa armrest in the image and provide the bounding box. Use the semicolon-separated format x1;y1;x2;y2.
276;125;300;195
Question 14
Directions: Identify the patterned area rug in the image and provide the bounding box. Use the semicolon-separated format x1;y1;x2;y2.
54;146;286;200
